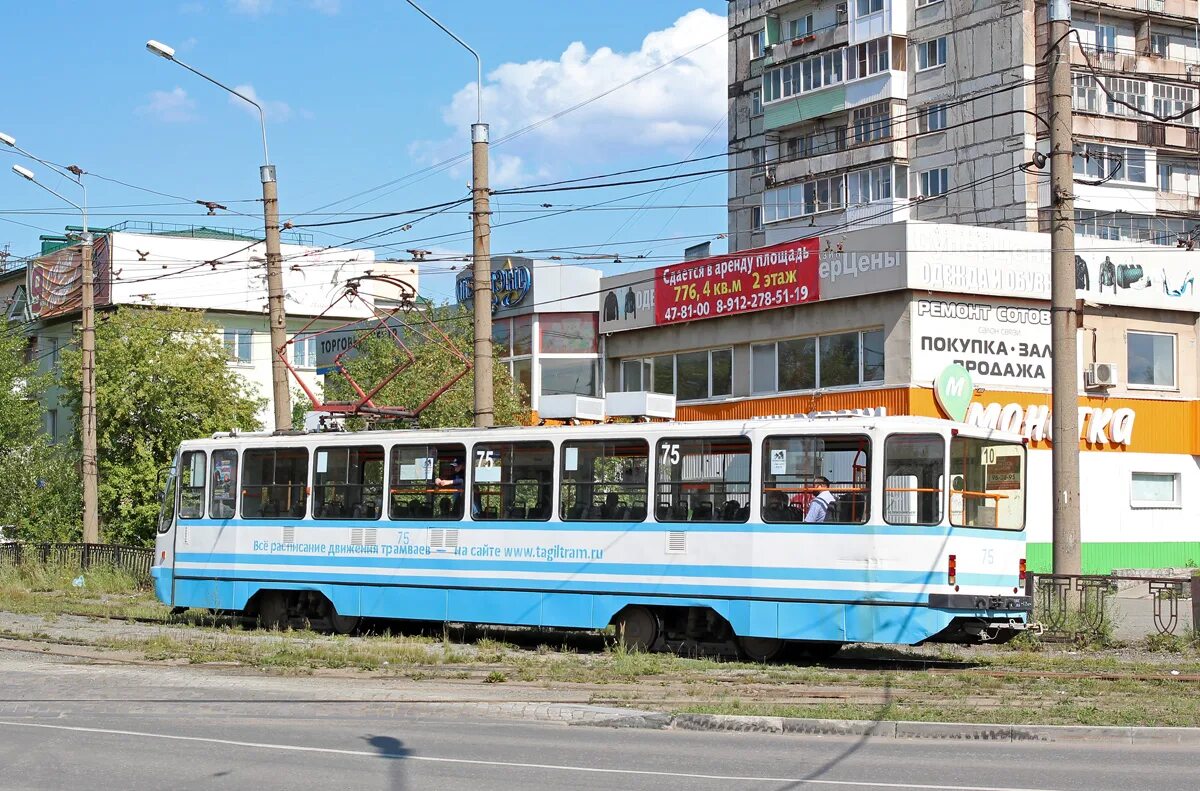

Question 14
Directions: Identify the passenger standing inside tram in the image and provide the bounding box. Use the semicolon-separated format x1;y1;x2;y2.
804;476;837;523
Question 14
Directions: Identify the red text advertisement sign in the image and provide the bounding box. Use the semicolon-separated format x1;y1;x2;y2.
654;237;821;325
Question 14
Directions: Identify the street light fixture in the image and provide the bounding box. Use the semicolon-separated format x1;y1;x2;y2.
144;39;290;431
404;0;493;428
3;133;100;545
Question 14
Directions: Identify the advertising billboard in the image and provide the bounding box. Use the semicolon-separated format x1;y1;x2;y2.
28;235;112;319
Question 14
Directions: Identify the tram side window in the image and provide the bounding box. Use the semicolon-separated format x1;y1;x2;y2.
883;434;944;526
656;437;751;523
210;450;238;519
560;440;649;521
314;445;384;520
472;442;553;521
761;435;870;524
390;443;466;520
178;450;207;520
949;436;1026;531
241;448;309;519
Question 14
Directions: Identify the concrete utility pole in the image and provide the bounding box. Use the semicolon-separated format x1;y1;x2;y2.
146;40;292;431
1047;0;1082;575
6;142;100;545
405;1;494;428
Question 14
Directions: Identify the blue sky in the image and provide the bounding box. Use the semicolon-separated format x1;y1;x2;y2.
0;0;728;302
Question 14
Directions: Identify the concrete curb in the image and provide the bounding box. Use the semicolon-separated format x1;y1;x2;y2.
576;709;1200;744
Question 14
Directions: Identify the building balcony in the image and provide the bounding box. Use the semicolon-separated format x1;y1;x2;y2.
765;24;849;67
772;135;908;185
1070;41;1200;78
1073;112;1200;152
1074;0;1199;24
1156;189;1200;214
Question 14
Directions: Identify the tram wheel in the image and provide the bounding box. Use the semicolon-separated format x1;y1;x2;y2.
257;592;289;631
327;610;361;636
738;636;785;663
615;606;659;652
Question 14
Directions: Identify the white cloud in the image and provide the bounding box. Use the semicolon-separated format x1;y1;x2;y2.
227;0;271;14
230;83;294;123
416;8;726;184
308;0;341;14
136;87;197;123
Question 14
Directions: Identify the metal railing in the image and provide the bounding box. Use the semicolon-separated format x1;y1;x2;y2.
1030;572;1199;642
0;542;153;583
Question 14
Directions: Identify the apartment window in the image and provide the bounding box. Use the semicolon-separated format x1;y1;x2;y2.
763;176;845;222
751;90;762;117
856;0;883;15
292;334;318;368
916;37;947;70
1095;24;1116;54
851;102;891;143
1159;163;1173;192
223;329;252;363
1106;77;1147;118
847;164;893;204
1073;74;1099;113
751;146;764;174
1154;82;1195;124
802;50;843;91
916;0;944;6
1150;33;1170;58
918;167;949;197
916;103;948;133
848;38;889;80
1130;472;1181;508
789;15;814;39
751;205;763;229
1073;143;1147;184
1127;331;1176;389
751;31;765;59
751;330;884;394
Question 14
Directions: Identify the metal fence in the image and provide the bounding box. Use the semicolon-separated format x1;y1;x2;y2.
1031;573;1200;642
0;542;153;583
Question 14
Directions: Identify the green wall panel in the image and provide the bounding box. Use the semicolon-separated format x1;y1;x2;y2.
763;87;846;132
1026;542;1200;575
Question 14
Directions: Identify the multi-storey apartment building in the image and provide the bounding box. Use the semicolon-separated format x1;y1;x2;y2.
727;0;1200;252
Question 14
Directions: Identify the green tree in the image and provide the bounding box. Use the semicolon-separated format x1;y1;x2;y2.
58;307;264;546
325;303;528;429
0;327;81;541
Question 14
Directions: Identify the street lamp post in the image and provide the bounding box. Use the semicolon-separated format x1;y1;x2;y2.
4;136;100;545
145;39;292;432
404;1;493;428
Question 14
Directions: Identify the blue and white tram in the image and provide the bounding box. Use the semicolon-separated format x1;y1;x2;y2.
153;414;1033;659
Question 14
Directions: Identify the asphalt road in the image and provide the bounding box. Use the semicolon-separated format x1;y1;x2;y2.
0;650;1195;791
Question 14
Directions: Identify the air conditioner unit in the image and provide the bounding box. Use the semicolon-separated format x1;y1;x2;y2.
1085;362;1118;388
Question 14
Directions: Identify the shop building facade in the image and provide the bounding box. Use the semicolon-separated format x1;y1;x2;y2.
598;220;1200;573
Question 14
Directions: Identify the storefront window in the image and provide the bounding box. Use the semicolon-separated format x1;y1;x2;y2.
512;315;533;356
541;358;597;397
493;318;512;355
819;332;860;387
653;355;674;394
711;349;732;397
862;329;885;382
621;359;643;391
1127;331;1175;388
512;358;532;401
779;337;816;391
676;351;709;401
540;313;597;354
